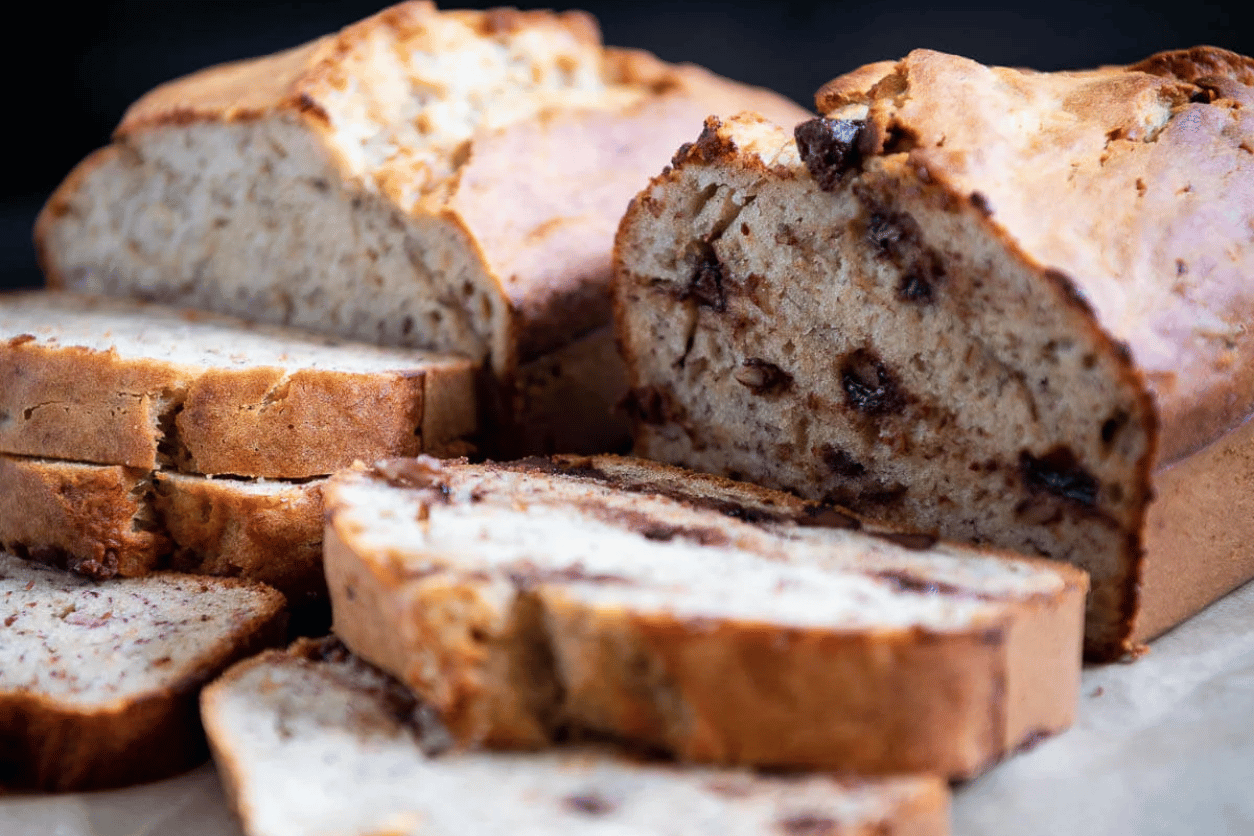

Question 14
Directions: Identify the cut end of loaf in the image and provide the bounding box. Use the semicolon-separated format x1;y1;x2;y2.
614;110;1152;661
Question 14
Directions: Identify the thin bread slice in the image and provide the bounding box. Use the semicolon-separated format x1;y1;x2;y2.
324;454;1086;779
0;551;286;791
0;290;475;477
33;2;808;455
153;471;325;603
0;454;165;578
0;455;324;594
202;637;949;836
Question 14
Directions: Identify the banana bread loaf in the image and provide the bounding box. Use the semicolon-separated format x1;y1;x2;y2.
613;47;1254;660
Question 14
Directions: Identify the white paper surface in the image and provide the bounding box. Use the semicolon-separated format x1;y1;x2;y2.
4;580;1252;836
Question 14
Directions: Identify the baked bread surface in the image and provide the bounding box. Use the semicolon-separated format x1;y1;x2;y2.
324;454;1085;778
613;47;1254;659
202;637;950;836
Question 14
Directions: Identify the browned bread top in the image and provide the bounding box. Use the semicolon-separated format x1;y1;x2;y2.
815;46;1254;463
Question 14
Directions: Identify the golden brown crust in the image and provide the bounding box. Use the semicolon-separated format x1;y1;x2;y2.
0;335;181;471
549;602;1011;777
176;366;428;479
0;456;165;579
0;576;286;792
1135;414;1254;643
153;474;326;604
0;455;328;595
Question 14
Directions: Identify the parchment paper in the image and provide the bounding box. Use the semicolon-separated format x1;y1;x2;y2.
4;580;1252;836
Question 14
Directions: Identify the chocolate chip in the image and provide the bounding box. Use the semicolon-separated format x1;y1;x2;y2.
881;124;918;154
734;358;793;395
969;191;994;216
897;270;935;303
622;387;671;426
820;445;867;478
779;813;837;835
1100;410;1129;448
683;247;726;312
866;212;907;254
565;793;617;816
794;118;864;191
839;349;906;416
1020;447;1099;506
869;531;940;552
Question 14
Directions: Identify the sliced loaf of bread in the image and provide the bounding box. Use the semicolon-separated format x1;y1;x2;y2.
613;48;1254;659
324;454;1086;779
0;291;475;477
0;551;286;791
34;1;809;454
202;637;950;836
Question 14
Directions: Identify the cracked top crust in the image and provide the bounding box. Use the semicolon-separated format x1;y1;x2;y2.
816;46;1254;462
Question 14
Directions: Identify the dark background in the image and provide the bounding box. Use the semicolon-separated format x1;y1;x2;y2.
6;0;1251;291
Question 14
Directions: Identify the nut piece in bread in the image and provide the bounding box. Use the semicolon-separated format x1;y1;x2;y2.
34;1;809;455
0;552;286;791
324;454;1086;779
613;47;1254;660
202;637;951;836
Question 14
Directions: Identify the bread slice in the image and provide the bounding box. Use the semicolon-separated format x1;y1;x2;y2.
202;637;950;836
324;454;1086;779
153;471;325;604
33;1;808;455
613;47;1254;660
0;290;475;477
0;454;325;595
0;551;286;791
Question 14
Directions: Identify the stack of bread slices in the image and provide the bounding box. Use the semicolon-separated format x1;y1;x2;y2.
10;0;1250;833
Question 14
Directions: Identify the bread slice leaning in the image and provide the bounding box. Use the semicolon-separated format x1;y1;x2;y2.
0;290;475;478
613;48;1254;659
324;454;1086;779
202;637;949;836
0;552;286;791
34;1;809;455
